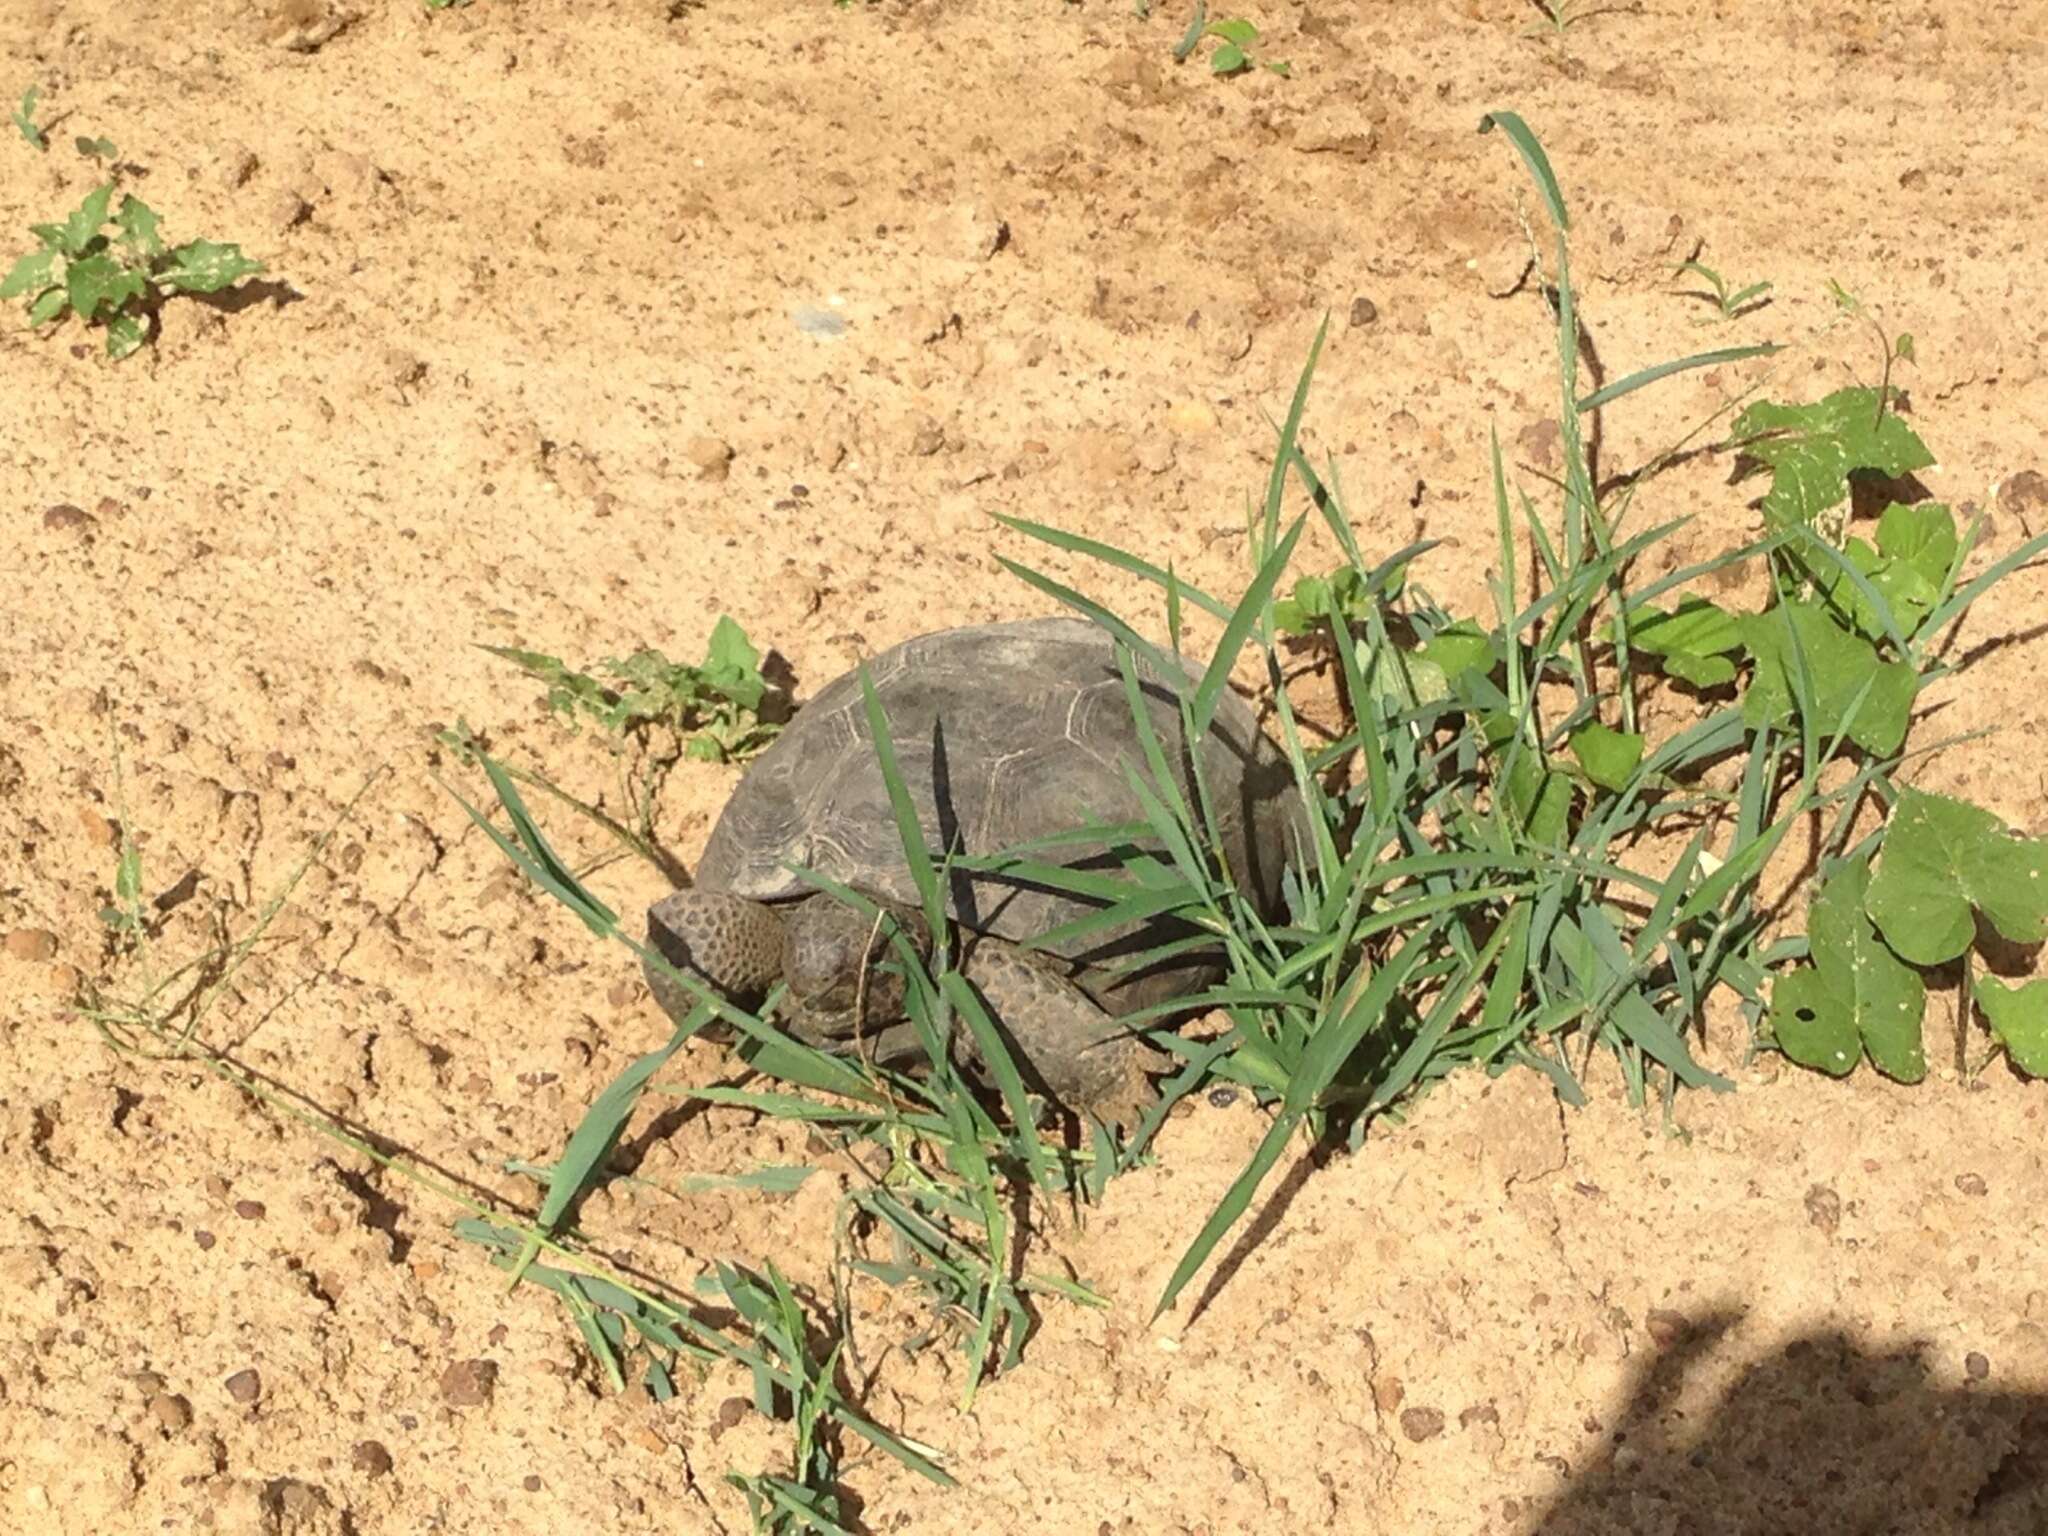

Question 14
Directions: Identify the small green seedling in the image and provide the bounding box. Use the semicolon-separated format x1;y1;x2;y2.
1522;0;1629;36
479;615;781;764
1171;4;1288;75
1271;566;1380;636
13;85;46;150
1202;18;1289;75
75;135;117;162
2;181;264;358
1674;258;1773;322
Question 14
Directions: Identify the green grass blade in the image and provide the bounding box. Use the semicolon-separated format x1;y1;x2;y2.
991;512;1233;620
1478;110;1568;232
1191;512;1307;737
1576;344;1781;412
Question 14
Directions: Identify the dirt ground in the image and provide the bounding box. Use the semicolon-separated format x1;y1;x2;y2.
4;0;2047;1531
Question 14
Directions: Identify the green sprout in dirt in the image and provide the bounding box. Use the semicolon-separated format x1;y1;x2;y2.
481;615;780;764
717;1263;859;1535
1;180;264;358
442;615;785;880
1171;4;1290;76
1522;0;1632;37
1673;256;1773;323
13;85;46;150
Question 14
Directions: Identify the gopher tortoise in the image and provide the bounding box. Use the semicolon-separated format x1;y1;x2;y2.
644;615;1304;1123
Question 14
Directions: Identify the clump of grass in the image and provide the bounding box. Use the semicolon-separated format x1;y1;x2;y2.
1;180;264;358
979;110;2047;1317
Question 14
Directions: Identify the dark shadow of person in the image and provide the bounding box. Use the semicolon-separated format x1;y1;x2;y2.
1523;1312;2048;1535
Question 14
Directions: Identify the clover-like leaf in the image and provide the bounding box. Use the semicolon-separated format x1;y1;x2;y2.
1865;788;2048;966
1502;748;1571;847
1665;651;1738;688
155;238;263;294
0;247;57;300
63;250;145;322
1419;620;1495;685
115;195;164;262
1733;387;1935;529
59;181;117;257
1771;857;1926;1081
700;614;768;712
26;285;68;325
1625;596;1742;687
1973;978;2048;1078
104;310;145;359
1876;501;1956;588
1568;721;1644;793
1738;600;1917;755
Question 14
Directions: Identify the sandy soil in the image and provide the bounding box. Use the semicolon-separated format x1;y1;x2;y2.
4;1;2047;1531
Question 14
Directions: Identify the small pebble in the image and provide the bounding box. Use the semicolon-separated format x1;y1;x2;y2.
352;1441;392;1478
1966;1351;1991;1380
268;189;311;231
221;147;259;189
1399;1406;1445;1442
149;1393;192;1431
194;1230;216;1251
909;419;945;456
1955;1172;1989;1197
234;1200;266;1221
522;1474;542;1492
685;436;734;482
1803;1184;1842;1234
717;1395;749;1428
224;1368;261;1405
439;1358;498;1408
4;929;57;962
1206;1086;1240;1109
1645;1308;1687;1348
1348;296;1380;328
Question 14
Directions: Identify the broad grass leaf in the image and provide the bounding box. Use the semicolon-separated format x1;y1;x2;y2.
1770;858;1926;1081
1731;387;1934;528
63;251;144;322
1738;601;1915;755
156;239;264;293
1973;978;2048;1078
1568;721;1645;793
0;248;56;300
1865;789;2048;966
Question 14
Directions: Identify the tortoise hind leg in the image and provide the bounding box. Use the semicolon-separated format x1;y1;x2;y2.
959;940;1160;1129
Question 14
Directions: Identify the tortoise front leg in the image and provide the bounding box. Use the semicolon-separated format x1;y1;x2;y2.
958;939;1160;1129
644;890;786;1029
